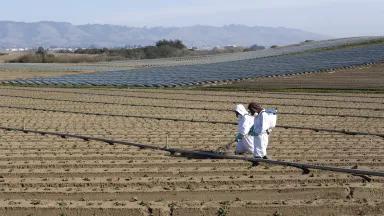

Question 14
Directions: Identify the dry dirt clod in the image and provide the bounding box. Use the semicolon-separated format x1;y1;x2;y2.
130;197;139;202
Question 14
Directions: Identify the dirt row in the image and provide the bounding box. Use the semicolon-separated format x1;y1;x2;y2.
1;87;383;107
0;87;383;215
2;86;384;103
0;87;383;136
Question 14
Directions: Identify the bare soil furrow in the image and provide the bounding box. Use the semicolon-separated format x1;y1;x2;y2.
1;93;384;120
2;86;383;105
4;85;384;99
0;167;323;178
1;144;383;151
1;90;383;111
0;86;383;215
0;186;353;201
0;199;383;216
0;175;379;189
1;160;383;171
1;154;384;161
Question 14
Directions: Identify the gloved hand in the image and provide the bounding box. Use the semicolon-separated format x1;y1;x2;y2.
235;133;244;142
248;130;256;136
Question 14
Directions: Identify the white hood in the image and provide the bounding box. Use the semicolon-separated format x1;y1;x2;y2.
235;104;249;116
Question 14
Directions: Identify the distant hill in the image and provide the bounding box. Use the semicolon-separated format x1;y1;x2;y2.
0;21;329;49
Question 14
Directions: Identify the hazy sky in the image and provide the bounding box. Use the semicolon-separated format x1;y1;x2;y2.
1;0;383;37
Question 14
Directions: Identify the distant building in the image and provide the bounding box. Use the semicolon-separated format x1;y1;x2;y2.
4;48;30;52
223;45;238;49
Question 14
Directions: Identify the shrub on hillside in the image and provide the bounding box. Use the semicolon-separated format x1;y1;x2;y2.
8;53;55;63
74;39;189;59
156;39;186;49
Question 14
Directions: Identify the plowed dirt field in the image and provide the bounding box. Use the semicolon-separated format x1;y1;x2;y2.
0;87;383;216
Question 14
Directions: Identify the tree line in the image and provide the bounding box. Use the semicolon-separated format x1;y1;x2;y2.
74;39;190;59
7;39;266;63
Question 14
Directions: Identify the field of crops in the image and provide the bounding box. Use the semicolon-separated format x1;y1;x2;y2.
3;42;384;87
203;63;384;91
0;86;383;215
1;37;381;73
0;36;384;87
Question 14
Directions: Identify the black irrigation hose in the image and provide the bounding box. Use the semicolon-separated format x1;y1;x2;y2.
265;91;384;99
0;126;383;178
0;93;382;119
1;104;384;138
71;72;384;98
90;87;384;104
278;125;384;138
0;90;383;112
2;86;384;106
2;86;383;105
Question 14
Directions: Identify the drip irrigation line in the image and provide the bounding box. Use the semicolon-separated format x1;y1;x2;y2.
1;104;383;138
126;89;384;100
0;93;382;119
95;88;384;104
264;91;384;99
0;89;383;112
0;126;383;178
82;85;384;100
2;87;383;105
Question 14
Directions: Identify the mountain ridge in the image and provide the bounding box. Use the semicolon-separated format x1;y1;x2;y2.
0;21;329;49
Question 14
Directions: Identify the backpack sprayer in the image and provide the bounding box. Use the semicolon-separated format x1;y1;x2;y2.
265;108;278;134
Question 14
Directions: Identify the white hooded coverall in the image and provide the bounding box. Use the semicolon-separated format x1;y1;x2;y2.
235;104;255;154
253;110;269;157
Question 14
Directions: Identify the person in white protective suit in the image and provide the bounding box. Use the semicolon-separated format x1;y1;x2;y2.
248;103;270;159
234;104;255;154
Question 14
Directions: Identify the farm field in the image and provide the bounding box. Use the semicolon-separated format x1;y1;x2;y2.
1;37;382;71
4;43;384;87
0;52;24;63
0;86;383;215
203;62;384;92
0;68;95;82
1;37;384;87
